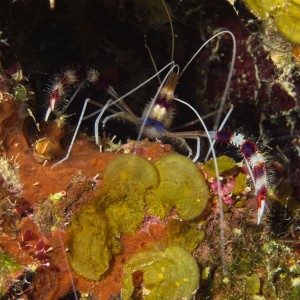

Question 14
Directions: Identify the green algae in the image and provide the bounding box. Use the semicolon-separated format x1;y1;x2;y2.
101;183;147;238
203;155;236;177
246;272;260;295
243;0;281;19
122;245;199;300
0;248;21;274
103;154;160;189
243;0;300;44
232;172;247;195
67;184;147;280
0;248;22;296
67;153;208;281
67;209;111;280
13;84;27;102
147;154;209;220
162;219;205;252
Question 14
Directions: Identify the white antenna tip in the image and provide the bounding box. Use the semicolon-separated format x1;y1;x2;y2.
257;199;265;225
45;107;51;122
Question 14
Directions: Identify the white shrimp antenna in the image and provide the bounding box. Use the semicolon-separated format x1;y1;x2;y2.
100;62;174;116
161;0;175;64
174;96;227;274
179;30;236;131
61;81;85;115
144;0;175;85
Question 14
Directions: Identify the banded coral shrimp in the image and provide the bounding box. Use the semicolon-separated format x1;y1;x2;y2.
38;5;271;296
44;9;268;227
4;1;300;299
0;2;277;300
